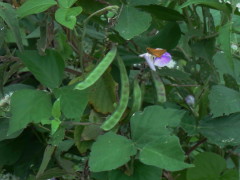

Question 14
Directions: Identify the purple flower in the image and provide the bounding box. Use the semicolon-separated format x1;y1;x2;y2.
139;50;176;71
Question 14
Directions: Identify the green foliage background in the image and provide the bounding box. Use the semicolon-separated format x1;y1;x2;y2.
0;0;240;179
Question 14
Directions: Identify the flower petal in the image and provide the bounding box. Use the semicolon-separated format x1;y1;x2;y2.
139;53;156;71
154;52;172;67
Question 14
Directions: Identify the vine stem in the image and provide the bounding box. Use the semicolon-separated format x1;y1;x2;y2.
79;5;119;73
186;138;207;155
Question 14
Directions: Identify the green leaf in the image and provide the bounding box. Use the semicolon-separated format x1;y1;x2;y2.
199;113;240;147
89;70;117;114
8;89;52;135
191;38;216;60
109;161;162;180
55;87;88;119
58;0;77;8
150;22;181;50
213;53;240;84
51;118;61;135
218;22;233;69
186;152;226;180
130;105;185;147
52;98;61;119
136;5;185;21
223;74;239;91
180;0;230;12
208;85;240;117
0;118;23;141
220;169;239;180
55;33;73;60
158;68;195;84
0;138;25;166
17;0;57;18
89;132;137;172
0;2;23;51
114;5;152;40
36;168;68;180
55;7;82;29
129;0;160;6
36;145;56;178
139;135;193;171
19;50;65;89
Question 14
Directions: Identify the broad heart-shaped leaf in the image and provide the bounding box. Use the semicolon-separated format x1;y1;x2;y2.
8;89;52;135
58;0;77;8
0;2;23;51
199;113;240;147
130;105;185;147
54;87;88;119
0;118;23;141
55;7;82;30
19;50;65;89
218;22;233;70
139;135;193;171
89;70;117;114
17;0;57;18
89;132;137;172
136;5;185;21
108;161;162;180
208;85;240;117
186;152;227;180
114;5;152;40
150;22;181;50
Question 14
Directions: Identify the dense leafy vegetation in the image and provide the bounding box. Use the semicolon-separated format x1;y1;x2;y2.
0;0;240;179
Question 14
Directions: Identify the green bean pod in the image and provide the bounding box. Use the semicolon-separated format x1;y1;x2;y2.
151;71;166;103
75;46;117;90
131;78;142;113
101;56;129;131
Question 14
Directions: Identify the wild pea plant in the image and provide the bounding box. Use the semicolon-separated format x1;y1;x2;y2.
0;0;240;179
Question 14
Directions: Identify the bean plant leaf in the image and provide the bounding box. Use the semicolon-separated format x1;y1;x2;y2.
178;0;230;13
54;87;88;119
129;0;160;6
36;145;56;178
213;53;240;84
58;0;77;8
114;5;152;40
8;89;52;135
186;152;227;180
89;132;137;172
0;138;25;166
0;118;23;141
108;161;162;180
19;50;65;89
36;168;68;180
17;0;57;18
55;7;82;30
208;85;240;117
218;22;233;69
139;135;193;171
0;2;23;51
130;105;185;147
89;70;117;114
150;22;181;50
136;5;185;21
199;113;240;147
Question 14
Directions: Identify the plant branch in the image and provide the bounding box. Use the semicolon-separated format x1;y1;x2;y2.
186;138;207;155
